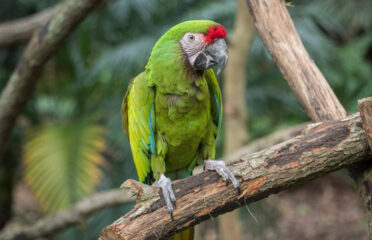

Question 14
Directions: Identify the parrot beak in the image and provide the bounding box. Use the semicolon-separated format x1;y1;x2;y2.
193;39;228;75
205;39;228;75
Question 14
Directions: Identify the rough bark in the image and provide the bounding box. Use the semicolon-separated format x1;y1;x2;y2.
245;1;372;237
354;98;372;238
245;0;347;122
219;0;255;239
359;98;372;148
0;190;134;240
0;122;309;240
0;0;110;163
100;113;371;240
0;6;58;49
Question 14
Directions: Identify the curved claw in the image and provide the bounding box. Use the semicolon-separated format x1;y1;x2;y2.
204;160;240;192
152;174;176;219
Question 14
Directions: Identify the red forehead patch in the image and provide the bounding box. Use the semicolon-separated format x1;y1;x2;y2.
204;25;227;44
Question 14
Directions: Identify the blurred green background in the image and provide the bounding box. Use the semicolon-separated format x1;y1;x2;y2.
0;0;372;239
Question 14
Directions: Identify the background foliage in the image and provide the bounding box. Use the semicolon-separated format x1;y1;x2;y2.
0;0;371;239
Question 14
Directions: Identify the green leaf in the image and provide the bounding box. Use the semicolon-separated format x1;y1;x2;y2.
23;120;106;213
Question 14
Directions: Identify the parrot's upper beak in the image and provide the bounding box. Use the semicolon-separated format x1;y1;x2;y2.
205;39;228;75
193;39;228;75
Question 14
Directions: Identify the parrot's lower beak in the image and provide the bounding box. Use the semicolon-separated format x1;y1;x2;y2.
193;39;228;75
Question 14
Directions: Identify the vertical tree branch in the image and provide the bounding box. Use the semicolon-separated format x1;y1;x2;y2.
246;0;372;236
355;97;372;236
219;0;255;239
246;0;347;122
359;98;372;148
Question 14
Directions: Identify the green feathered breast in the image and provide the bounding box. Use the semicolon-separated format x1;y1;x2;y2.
121;20;223;183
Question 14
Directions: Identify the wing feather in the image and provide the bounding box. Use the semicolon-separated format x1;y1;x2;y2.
122;72;155;182
205;69;223;137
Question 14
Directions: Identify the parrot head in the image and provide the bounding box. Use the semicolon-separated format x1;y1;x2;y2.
178;23;228;75
147;20;228;76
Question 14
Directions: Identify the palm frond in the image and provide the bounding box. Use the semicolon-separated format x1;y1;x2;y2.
23;121;106;213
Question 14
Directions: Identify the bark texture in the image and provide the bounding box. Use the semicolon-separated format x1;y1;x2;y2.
219;0;255;238
246;0;347;122
100;113;371;240
0;190;134;240
359;98;372;148
354;97;372;237
0;0;110;162
245;1;372;237
0;6;57;49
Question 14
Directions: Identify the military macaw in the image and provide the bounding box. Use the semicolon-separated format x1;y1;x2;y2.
122;20;240;240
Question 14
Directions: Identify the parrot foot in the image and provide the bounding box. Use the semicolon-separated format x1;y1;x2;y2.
152;174;176;219
204;160;240;192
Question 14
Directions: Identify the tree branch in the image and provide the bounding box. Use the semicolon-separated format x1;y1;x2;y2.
0;122;309;240
353;98;372;236
0;6;58;49
0;190;134;240
359;98;372;149
245;0;372;237
0;0;111;162
100;113;371;240
246;0;347;122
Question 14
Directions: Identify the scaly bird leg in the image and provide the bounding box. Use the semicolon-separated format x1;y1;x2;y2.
152;174;176;219
204;160;240;192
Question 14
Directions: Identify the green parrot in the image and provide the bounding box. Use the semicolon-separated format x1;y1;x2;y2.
122;20;239;240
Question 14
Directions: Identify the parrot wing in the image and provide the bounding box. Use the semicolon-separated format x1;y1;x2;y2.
122;72;155;183
205;69;222;137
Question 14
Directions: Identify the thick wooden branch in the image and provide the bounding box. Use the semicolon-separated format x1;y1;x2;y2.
0;190;134;240
246;0;372;237
0;6;58;49
100;113;371;240
246;0;347;122
0;123;310;240
359;98;372;149
354;98;372;236
0;0;110;162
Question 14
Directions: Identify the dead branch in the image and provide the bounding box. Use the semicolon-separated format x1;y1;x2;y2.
359;98;372;149
0;0;111;162
246;0;347;122
0;190;134;240
100;113;371;240
353;98;372;237
0;122;310;240
245;0;372;236
0;6;58;49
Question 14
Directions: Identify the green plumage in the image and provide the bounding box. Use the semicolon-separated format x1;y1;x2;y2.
122;20;223;183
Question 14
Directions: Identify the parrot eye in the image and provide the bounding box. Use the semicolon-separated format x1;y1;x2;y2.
187;34;195;42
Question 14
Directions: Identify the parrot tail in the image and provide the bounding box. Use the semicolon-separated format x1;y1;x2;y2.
169;227;194;240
